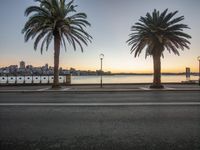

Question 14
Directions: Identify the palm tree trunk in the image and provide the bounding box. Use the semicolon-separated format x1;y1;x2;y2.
150;54;163;88
52;31;61;88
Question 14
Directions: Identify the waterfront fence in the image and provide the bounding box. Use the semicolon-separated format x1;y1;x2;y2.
17;76;25;84
0;75;71;85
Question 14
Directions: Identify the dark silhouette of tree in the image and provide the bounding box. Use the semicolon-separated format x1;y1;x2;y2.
22;0;92;88
127;9;191;88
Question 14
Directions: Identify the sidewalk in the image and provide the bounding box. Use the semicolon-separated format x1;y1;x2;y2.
0;83;200;92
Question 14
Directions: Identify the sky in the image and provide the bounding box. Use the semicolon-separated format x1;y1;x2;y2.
0;0;200;73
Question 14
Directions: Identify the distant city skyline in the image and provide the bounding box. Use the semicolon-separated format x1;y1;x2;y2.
0;0;200;73
0;60;112;76
1;60;198;75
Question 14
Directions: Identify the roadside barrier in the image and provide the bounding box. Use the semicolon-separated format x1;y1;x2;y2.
0;76;7;84
49;76;54;84
33;76;40;84
41;76;49;84
16;76;25;84
0;75;71;85
66;74;71;84
25;76;33;84
8;76;16;84
59;76;64;83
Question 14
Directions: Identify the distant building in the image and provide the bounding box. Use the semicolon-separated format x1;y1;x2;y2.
186;67;190;81
3;67;10;74
20;61;25;69
70;68;77;75
49;66;54;74
0;68;3;74
62;69;70;75
26;65;33;69
41;64;48;71
45;63;48;69
9;65;18;75
0;61;111;76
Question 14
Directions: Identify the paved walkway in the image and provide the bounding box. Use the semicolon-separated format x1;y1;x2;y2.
0;83;199;92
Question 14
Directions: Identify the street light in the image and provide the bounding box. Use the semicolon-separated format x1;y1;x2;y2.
99;53;104;88
198;56;200;86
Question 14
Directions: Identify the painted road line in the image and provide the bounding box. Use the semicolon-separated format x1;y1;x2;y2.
140;87;175;90
140;87;150;90
37;87;50;91
36;87;70;91
0;102;200;106
60;88;70;91
165;87;175;90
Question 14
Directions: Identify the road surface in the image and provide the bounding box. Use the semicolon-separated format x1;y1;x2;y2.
0;91;200;150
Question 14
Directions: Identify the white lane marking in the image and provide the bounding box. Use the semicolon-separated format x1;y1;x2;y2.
36;88;70;91
140;87;150;90
37;87;50;91
140;87;175;90
165;87;175;90
0;102;200;106
60;88;70;91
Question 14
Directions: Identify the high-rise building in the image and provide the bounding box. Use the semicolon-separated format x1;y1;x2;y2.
19;61;25;68
20;61;25;69
44;63;48;70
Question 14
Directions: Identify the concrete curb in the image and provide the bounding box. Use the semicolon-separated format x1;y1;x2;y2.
0;88;200;93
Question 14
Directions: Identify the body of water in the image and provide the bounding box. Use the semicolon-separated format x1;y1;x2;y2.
71;75;198;84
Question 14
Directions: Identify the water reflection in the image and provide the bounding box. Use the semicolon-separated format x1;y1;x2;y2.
71;75;198;84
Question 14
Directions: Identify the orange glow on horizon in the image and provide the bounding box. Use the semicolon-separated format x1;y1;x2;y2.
0;58;199;73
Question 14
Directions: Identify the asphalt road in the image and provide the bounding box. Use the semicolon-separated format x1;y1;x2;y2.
0;91;200;150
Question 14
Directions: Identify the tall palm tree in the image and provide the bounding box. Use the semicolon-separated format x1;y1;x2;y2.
127;9;191;88
22;0;92;88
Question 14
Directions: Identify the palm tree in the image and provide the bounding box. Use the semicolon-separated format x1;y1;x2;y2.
127;9;191;88
22;0;92;88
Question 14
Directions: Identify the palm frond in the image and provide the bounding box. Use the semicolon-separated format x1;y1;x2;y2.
22;0;92;53
127;9;191;58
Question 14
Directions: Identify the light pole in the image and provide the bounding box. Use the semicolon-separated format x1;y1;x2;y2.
99;54;104;88
198;56;200;86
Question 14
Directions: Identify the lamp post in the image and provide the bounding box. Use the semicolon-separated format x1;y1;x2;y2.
198;56;200;86
99;54;104;88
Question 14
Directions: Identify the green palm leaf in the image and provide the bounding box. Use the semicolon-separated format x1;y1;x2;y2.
127;9;191;88
22;0;92;88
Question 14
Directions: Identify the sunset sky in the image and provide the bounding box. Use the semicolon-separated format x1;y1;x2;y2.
0;0;200;73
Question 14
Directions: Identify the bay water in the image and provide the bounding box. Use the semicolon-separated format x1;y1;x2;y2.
71;75;198;84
